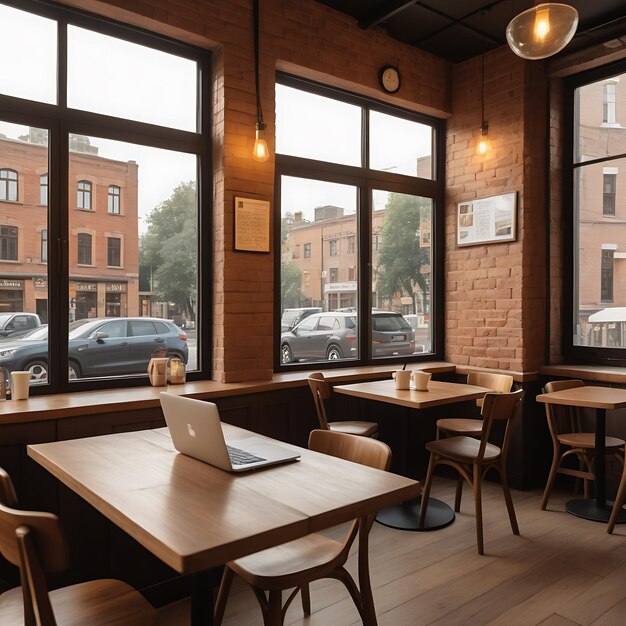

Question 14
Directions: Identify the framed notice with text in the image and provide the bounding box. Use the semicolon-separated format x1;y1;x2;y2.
234;197;270;253
457;192;517;247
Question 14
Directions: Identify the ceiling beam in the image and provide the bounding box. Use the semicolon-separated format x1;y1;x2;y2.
358;0;416;30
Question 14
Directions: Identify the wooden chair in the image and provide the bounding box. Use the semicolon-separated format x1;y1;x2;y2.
0;467;157;626
541;380;625;511
435;372;514;439
308;372;378;437
608;447;626;534
214;429;391;626
418;389;524;555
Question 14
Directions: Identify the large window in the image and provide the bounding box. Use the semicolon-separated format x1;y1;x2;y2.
0;1;209;391
568;65;626;358
276;75;441;369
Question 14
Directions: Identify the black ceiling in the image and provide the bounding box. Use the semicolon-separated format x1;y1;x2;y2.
314;1;626;63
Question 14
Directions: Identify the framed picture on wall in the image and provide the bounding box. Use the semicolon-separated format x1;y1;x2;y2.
234;196;270;253
457;191;517;247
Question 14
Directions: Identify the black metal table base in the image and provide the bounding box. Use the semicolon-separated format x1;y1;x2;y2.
376;496;455;531
566;499;626;524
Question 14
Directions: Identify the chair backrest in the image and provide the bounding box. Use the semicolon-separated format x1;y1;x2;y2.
467;372;514;394
307;372;333;430
477;389;524;462
543;379;585;440
0;466;18;508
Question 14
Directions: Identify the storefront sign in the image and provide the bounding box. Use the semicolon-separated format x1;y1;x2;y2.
75;282;97;291
0;280;23;289
105;283;126;292
325;281;357;293
34;278;47;288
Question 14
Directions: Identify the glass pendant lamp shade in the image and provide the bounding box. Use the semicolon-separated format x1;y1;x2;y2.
506;3;578;60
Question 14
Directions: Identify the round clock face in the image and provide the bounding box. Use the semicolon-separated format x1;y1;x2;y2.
379;65;401;94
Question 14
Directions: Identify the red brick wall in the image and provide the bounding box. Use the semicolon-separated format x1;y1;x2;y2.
445;48;547;373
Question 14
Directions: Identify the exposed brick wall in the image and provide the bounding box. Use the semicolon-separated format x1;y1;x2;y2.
445;48;548;372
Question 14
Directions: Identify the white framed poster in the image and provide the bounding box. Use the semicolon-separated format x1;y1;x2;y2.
457;191;517;247
234;196;270;253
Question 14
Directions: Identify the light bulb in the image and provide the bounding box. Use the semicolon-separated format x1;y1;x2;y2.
252;123;269;162
534;8;551;41
478;121;489;155
478;138;488;155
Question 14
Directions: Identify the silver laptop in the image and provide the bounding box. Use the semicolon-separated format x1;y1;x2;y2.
159;392;301;472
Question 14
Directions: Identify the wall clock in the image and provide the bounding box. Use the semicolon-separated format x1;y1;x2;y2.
378;65;401;94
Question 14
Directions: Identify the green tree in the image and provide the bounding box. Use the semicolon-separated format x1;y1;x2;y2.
140;181;197;318
376;192;431;311
281;261;303;310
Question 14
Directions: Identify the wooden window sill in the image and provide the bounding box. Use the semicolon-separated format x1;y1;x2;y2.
540;364;626;385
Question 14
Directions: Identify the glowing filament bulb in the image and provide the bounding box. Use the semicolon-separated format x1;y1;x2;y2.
534;8;550;41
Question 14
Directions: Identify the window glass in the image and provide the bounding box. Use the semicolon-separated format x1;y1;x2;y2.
77;180;92;210
40;174;48;206
370;111;433;179
0;169;18;202
41;229;48;263
67;26;198;132
0;4;56;104
108;185;121;214
77;233;92;265
107;237;121;266
131;320;157;336
276;84;361;166
96;320;127;338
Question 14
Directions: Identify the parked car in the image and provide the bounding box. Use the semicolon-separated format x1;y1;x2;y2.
0;317;188;384
280;311;415;364
280;307;322;332
0;312;43;339
403;314;432;353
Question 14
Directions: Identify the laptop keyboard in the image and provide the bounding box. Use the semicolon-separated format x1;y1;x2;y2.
227;445;266;466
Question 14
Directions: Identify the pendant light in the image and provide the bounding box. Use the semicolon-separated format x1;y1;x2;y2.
478;54;489;155
506;3;579;60
252;0;269;162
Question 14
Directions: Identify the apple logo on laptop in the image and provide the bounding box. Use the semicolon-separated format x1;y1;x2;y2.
186;424;196;438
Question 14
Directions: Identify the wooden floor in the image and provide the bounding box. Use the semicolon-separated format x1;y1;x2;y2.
158;478;626;626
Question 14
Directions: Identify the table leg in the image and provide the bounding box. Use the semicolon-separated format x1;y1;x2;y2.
566;408;626;524
358;516;378;626
190;570;216;626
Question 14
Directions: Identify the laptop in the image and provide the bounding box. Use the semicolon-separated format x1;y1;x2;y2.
159;392;301;472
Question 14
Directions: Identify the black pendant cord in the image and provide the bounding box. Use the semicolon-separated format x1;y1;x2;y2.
253;0;265;129
481;53;485;127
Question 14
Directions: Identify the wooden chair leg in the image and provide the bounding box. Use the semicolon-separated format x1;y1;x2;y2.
357;516;378;626
499;460;519;535
541;449;560;510
214;566;234;626
454;475;464;512
301;582;311;615
330;566;364;622
608;462;626;534
267;590;282;626
473;464;484;555
418;453;436;529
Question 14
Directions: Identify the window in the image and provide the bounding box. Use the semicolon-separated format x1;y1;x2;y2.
107;237;121;266
568;66;626;359
0;169;18;202
276;75;441;368
603;173;616;216
41;229;48;262
40;174;48;205
77;233;92;265
77;180;92;210
108;185;120;214
0;1;209;390
0;226;18;260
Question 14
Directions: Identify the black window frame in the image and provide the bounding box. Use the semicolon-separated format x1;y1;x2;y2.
0;225;18;260
77;179;92;210
564;59;626;365
602;173;616;216
0;0;212;393
77;232;92;265
107;235;121;266
274;73;444;372
40;173;48;206
600;249;614;303
108;184;120;214
0;168;18;202
40;228;48;262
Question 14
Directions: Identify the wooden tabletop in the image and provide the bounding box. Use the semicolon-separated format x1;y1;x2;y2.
27;425;419;574
334;379;489;409
536;385;626;410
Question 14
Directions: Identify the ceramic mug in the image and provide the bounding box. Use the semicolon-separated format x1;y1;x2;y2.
11;371;31;400
412;370;432;391
392;369;411;390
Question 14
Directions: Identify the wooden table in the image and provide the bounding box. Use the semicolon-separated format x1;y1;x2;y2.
335;379;489;531
536;386;626;524
28;425;419;626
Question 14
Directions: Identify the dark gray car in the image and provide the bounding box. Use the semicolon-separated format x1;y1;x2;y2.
280;311;415;364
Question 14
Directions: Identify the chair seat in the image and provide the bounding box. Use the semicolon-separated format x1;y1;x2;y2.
229;533;345;590
437;418;483;436
329;421;378;437
426;436;502;462
557;433;625;449
0;579;156;626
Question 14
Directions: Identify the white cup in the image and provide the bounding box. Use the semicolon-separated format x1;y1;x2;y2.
11;371;31;400
392;370;411;390
412;371;432;391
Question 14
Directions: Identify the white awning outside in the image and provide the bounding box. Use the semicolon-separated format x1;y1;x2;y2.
588;307;626;323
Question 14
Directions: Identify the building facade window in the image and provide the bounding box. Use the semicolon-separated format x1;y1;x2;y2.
108;185;120;214
0;1;210;391
603;173;616;216
0;169;18;202
603;82;617;124
77;233;92;265
40;174;48;206
601;249;614;302
276;74;441;369
107;237;121;266
0;226;18;260
77;180;92;210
